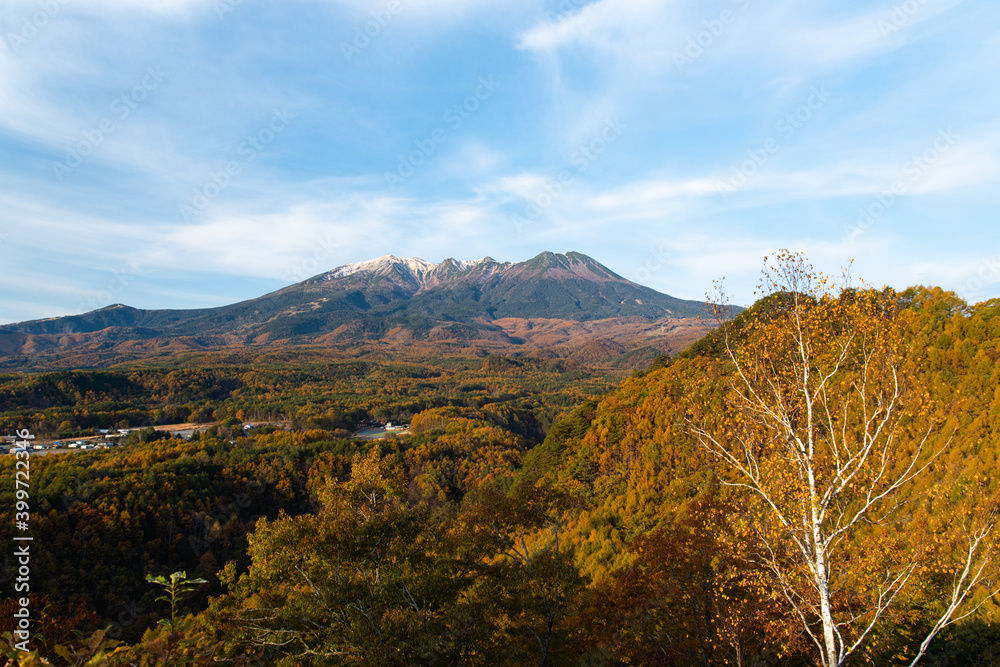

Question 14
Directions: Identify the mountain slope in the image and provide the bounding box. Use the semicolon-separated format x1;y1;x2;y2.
0;251;722;367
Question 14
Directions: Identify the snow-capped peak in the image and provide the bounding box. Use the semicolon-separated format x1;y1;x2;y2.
324;255;503;284
327;255;436;280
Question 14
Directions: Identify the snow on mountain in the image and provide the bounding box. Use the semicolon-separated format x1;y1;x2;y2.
323;255;507;287
326;255;435;280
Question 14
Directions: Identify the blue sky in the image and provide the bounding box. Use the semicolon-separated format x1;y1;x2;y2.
1;0;998;324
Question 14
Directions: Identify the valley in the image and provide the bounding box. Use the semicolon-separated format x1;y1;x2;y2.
1;255;998;666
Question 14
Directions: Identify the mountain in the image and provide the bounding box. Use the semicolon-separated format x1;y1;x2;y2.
0;251;725;369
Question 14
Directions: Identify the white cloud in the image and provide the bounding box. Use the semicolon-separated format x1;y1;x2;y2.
636;232;923;307
478;173;553;200
315;0;531;23
586;177;719;208
1;0;997;325
518;0;672;54
905;133;1000;194
518;0;969;85
83;0;204;14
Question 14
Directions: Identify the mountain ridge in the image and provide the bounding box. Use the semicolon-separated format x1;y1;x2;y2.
0;251;727;369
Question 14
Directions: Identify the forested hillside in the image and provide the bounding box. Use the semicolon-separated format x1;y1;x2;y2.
4;259;1000;665
0;351;612;441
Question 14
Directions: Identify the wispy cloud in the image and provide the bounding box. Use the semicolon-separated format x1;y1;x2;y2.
1;0;998;323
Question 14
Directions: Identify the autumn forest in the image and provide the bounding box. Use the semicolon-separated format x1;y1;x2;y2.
4;257;1000;666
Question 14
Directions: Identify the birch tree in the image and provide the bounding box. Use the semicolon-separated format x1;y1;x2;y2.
690;252;1000;666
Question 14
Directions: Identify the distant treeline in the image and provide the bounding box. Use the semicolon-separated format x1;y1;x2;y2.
0;354;612;440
